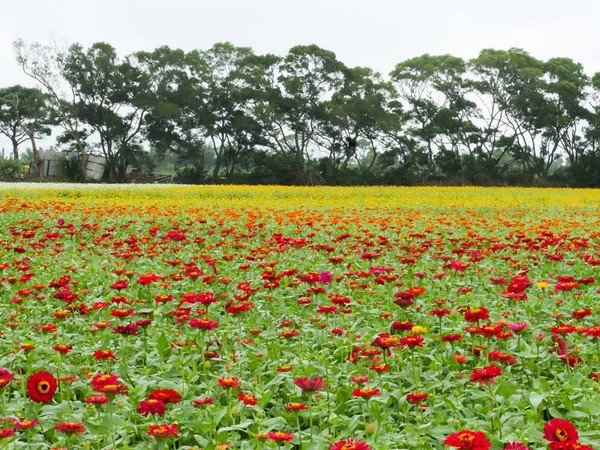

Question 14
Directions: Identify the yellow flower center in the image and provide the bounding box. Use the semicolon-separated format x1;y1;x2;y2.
38;381;51;394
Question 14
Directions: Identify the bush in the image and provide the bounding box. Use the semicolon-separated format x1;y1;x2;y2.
0;157;24;180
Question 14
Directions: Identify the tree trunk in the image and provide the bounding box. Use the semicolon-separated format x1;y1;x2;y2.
29;135;43;177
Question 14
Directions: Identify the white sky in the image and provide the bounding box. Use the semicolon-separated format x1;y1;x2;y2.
1;0;600;152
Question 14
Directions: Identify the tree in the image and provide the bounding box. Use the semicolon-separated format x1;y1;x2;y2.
470;49;548;181
60;42;152;181
13;39;89;157
253;45;347;184
201;43;267;181
390;54;476;182
0;85;53;176
139;46;209;183
540;57;590;167
318;66;399;181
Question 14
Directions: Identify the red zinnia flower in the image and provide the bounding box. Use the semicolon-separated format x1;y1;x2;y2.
54;422;86;435
285;402;308;412
294;377;326;392
27;371;57;403
444;429;491;449
352;387;381;397
470;365;502;385
53;344;72;354
543;418;579;444
14;419;37;430
257;431;294;442
0;368;15;389
406;391;428;404
329;438;372;450
90;373;127;395
192;397;214;407
0;428;15;439
464;308;489;323
372;333;399;349
189;318;219;330
503;443;531;450
399;334;425;347
148;389;182;404
85;394;109;404
238;392;257;406
138;398;166;416
147;423;179;438
218;376;241;389
93;349;116;360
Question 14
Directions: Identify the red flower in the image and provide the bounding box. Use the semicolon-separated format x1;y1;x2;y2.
26;371;57;403
14;419;37;430
147;423;179;438
218;376;241;389
53;344;72;354
470;365;502;385
285;402;308;412
399;334;425;347
0;428;15;439
444;429;491;449
543;418;579;444
503;443;531;450
93;349;116;360
188;318;219;330
406;391;428;404
85;394;109;404
110;279;129;290
148;389;182;404
352;387;381;397
372;333;399;349
464;308;489;323
138;398;166;416
257;431;294;442
0;368;15;389
90;373;127;395
330;438;372;450
192;397;214;406
294;377;326;392
238;392;257;406
54;422;86;435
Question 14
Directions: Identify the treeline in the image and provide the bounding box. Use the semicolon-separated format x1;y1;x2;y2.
2;40;600;186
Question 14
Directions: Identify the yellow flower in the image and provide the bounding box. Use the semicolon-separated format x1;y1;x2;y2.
537;281;550;289
411;326;428;334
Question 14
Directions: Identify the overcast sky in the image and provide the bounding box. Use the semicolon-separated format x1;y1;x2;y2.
1;0;600;151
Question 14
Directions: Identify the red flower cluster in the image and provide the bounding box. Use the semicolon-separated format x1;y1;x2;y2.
90;373;127;396
543;418;593;450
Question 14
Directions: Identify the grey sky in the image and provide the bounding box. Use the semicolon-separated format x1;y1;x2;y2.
1;0;599;151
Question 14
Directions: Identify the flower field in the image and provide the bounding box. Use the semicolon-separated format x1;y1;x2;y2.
0;184;599;450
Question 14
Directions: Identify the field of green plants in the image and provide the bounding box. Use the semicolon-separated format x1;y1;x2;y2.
0;185;599;449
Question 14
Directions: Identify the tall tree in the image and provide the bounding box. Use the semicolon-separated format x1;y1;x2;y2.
390;54;476;181
60;42;152;181
470;49;547;180
0;85;53;176
201;43;267;181
13;39;89;156
319;66;398;178
254;45;347;183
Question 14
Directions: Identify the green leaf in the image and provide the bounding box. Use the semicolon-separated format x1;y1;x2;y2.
529;391;545;409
